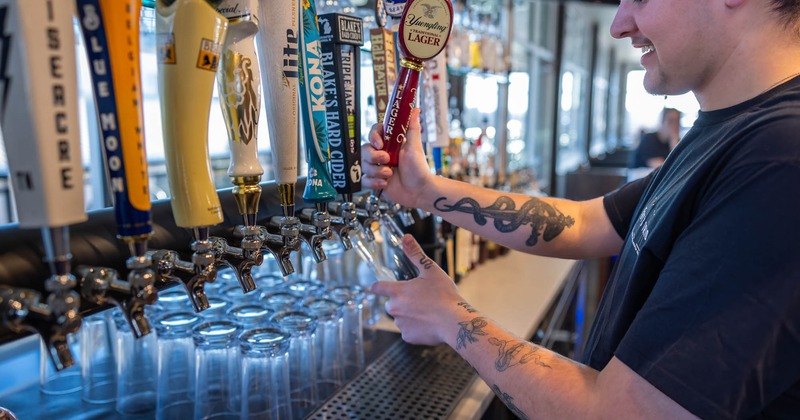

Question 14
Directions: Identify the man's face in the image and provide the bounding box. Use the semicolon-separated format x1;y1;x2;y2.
610;0;725;97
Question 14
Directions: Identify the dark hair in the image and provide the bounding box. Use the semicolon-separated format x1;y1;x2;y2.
770;0;800;27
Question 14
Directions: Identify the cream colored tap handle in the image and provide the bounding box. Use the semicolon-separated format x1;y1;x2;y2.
216;0;262;180
0;0;87;229
255;0;299;189
156;0;227;228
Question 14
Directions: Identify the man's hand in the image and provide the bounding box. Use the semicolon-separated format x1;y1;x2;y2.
362;108;433;208
371;234;463;346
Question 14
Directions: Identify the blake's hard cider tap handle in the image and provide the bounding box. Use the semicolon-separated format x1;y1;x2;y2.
76;0;153;244
319;13;365;200
299;0;337;205
0;0;87;230
381;0;452;167
156;0;227;229
255;0;299;216
216;0;263;226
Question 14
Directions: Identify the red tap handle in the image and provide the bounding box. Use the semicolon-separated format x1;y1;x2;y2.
379;0;452;167
381;62;421;167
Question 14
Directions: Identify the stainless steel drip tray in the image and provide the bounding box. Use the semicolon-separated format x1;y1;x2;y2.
310;331;478;420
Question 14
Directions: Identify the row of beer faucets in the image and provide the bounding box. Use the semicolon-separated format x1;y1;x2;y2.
0;0;454;374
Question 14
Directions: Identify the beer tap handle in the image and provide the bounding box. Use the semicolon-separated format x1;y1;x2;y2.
380;0;453;168
255;0;300;218
216;0;264;227
299;0;337;207
156;0;227;229
77;0;154;243
77;0;159;338
0;0;87;370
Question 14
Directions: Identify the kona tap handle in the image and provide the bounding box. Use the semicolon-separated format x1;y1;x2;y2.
298;0;338;263
380;0;453;169
0;0;86;370
76;0;157;338
318;13;365;251
255;0;301;275
215;0;263;293
156;0;228;311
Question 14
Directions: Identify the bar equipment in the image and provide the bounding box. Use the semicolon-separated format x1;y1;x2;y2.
240;327;293;419
254;0;303;277
114;310;158;415
153;0;228;312
80;313;116;403
296;0;341;263
193;319;243;419
327;285;365;380
302;297;344;401
271;310;318;418
154;311;201;419
76;0;158;339
379;0;453;168
214;0;266;294
317;13;378;263
0;0;87;371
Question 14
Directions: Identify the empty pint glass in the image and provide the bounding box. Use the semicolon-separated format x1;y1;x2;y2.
302;297;344;401
271;311;318;418
80;313;116;403
240;327;292;419
327;285;365;380
155;311;201;420
193;319;243;419
114;311;157;415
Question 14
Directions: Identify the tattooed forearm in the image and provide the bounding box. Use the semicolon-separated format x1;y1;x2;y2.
457;302;479;313
488;338;551;371
433;196;575;247
492;384;530;420
455;317;488;350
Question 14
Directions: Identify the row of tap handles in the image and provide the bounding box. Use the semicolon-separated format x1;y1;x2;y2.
0;0;430;373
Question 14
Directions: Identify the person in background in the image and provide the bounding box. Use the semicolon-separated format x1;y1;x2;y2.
362;0;800;418
629;107;681;169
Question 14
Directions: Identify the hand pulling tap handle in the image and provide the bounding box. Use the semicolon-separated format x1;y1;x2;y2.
76;0;157;337
380;0;453;168
0;0;87;370
215;0;265;293
255;0;301;275
156;0;227;309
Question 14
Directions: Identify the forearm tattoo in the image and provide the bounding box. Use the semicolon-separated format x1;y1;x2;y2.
418;255;434;270
488;338;551;372
455;317;488;350
433;196;575;247
491;384;530;420
457;302;479;313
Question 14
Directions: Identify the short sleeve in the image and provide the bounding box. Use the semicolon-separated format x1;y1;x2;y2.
603;172;653;239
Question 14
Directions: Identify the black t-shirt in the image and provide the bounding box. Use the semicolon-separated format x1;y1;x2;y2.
630;131;671;168
584;76;800;419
